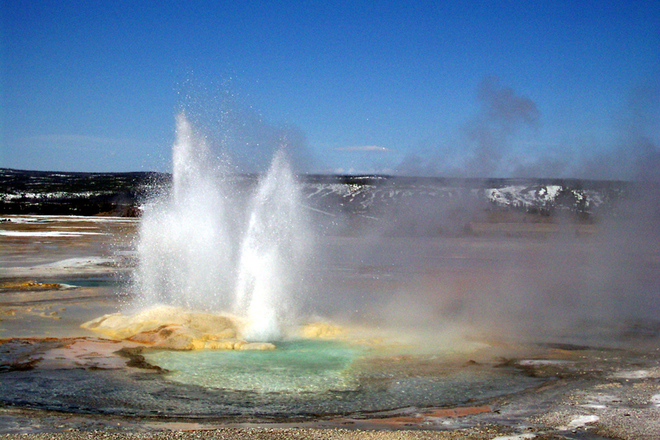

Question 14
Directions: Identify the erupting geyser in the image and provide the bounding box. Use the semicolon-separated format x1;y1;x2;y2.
234;150;310;341
133;113;311;342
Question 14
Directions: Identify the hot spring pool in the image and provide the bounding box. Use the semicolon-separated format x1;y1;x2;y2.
0;338;543;421
144;339;362;393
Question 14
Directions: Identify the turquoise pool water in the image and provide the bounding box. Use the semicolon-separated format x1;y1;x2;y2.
145;339;362;393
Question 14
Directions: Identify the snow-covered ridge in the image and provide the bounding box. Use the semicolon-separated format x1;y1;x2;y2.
299;179;622;215
0;191;117;201
0;168;631;217
484;184;605;210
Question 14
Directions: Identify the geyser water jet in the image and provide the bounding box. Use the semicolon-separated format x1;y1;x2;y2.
136;114;235;311
133;113;311;341
234;150;311;340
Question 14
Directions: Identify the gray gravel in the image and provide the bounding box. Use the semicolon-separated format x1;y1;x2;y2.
0;428;496;440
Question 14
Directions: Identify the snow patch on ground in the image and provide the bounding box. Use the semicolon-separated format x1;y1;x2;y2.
1;216;137;226
650;394;660;407
0;231;106;237
491;434;536;440
611;369;660;380
2;215;136;223
559;415;600;430
38;257;116;268
518;359;573;367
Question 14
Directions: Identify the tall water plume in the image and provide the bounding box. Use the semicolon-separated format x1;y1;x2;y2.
133;113;310;341
234;150;311;340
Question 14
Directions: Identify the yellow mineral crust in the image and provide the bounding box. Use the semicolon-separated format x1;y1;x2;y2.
81;306;363;351
0;280;64;291
79;305;275;350
298;321;346;339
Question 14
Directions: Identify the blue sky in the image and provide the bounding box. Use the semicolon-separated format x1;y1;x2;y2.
1;1;659;178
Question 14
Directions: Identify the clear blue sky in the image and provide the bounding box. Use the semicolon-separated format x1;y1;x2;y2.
1;0;659;178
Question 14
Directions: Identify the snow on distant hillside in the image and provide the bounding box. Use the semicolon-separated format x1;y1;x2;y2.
301;179;618;216
484;184;605;210
0;168;628;217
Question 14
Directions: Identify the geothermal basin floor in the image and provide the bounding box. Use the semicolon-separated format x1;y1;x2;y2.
1;215;660;439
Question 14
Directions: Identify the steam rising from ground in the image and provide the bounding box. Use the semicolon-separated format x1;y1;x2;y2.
395;77;542;178
371;187;659;346
465;76;541;177
373;78;659;346
132;87;659;350
395;78;659;181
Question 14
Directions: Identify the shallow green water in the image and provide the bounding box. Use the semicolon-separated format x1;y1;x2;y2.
145;339;362;393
